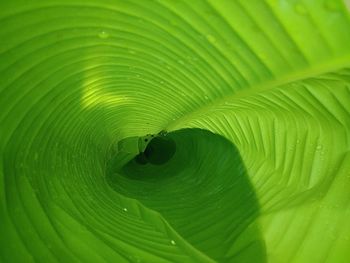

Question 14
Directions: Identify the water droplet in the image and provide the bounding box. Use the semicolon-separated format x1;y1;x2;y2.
316;145;323;150
295;3;308;15
128;49;136;55
206;34;217;43
170;240;176;245
123;208;128;212
160;80;165;84
296;139;300;144
177;59;184;65
128;255;141;262
134;257;141;263
204;95;209;100
135;74;140;78
98;30;109;39
186;55;198;63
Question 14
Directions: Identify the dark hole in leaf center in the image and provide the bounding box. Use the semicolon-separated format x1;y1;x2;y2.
135;136;176;165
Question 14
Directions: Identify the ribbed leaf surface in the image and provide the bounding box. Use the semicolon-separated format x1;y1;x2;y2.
1;0;350;262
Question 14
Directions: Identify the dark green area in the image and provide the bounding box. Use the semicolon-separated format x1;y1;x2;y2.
107;128;266;262
135;135;176;165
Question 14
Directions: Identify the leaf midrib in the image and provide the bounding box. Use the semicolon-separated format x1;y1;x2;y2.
166;55;350;131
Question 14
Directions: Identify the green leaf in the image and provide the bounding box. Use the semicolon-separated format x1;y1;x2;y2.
1;0;350;262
